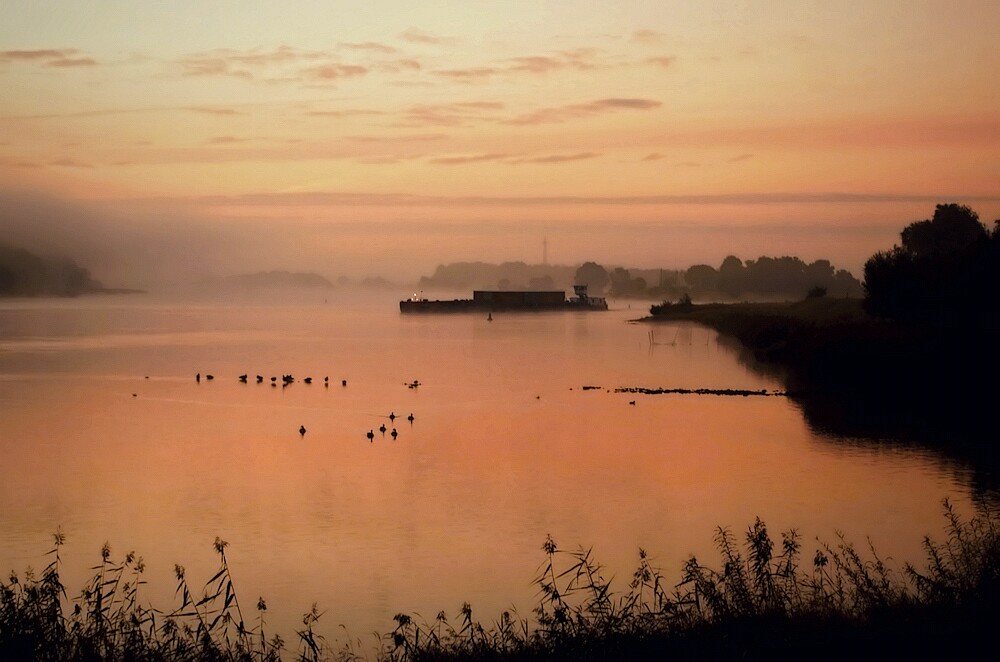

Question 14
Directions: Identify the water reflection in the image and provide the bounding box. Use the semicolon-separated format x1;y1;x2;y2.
0;293;987;642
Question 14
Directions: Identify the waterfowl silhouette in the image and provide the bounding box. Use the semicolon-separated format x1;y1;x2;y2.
367;429;375;442
196;373;200;383
239;374;248;383
342;379;347;386
206;374;214;380
407;413;414;423
257;375;264;383
379;424;387;434
390;428;398;439
388;412;396;422
304;377;312;384
299;425;306;436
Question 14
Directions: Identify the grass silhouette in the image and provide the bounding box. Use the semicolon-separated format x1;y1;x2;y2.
3;499;997;660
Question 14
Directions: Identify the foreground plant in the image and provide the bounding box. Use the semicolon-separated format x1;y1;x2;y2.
2;498;998;660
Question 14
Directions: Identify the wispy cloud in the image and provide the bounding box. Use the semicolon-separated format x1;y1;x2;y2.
631;29;664;44
398;28;456;46
435;49;600;82
301;63;368;81
182;106;247;116
728;153;754;162
0;48;98;67
339;41;397;54
429;152;512;165
642;152;667;161
49;158;92;168
509;152;601;164
305;108;385;118
346;133;447;143
399;101;505;127
644;56;676;68
505;98;661;125
175;46;369;84
206;136;254;144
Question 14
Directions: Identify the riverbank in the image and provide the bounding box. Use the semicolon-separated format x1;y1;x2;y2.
641;297;999;479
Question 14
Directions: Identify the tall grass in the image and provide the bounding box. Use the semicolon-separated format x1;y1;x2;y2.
3;498;998;660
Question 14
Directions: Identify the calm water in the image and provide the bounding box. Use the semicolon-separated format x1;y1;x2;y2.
0;290;981;644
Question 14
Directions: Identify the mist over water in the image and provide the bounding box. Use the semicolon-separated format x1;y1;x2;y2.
0;290;980;642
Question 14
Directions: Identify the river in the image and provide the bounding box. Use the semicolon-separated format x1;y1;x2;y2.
0;289;982;646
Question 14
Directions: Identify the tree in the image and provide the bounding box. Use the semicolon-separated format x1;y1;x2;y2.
685;264;717;291
863;204;998;324
574;262;610;293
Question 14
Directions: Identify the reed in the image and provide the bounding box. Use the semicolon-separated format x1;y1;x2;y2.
2;498;998;660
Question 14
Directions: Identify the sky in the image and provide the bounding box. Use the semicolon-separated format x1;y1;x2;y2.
1;1;998;285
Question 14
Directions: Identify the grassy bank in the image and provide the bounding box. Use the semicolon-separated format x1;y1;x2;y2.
3;500;999;661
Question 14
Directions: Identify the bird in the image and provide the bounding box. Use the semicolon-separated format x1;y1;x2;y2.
299;425;306;437
342;379;347;386
407;413;414;424
239;374;247;383
390;428;398;439
206;374;214;380
629;400;636;405
304;377;312;384
388;412;396;422
379;424;386;434
196;373;200;383
366;430;375;442
256;375;263;383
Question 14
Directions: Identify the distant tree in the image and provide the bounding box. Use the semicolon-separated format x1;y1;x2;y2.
574;261;610;293
717;255;745;297
685;264;718;291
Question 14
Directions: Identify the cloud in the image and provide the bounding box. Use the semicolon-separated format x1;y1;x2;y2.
642;153;667;161
301;63;368;81
429;151;600;166
434;49;600;82
207;136;253;144
435;66;502;81
346;133;447;143
376;58;422;73
340;41;397;54
674;161;701;167
49;158;92;168
0;48;98;67
506;97;661;125
728;153;754;162
1;49;75;60
399;101;505;127
644;56;676;68
631;30;664;44
429;152;512;165
182;106;247;116
509;152;601;164
305;108;385;118
47;57;98;67
175;46;369;84
398;28;455;45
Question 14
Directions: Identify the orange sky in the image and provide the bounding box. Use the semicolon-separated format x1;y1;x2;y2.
1;1;998;282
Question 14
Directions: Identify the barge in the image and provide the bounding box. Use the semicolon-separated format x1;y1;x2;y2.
400;285;608;313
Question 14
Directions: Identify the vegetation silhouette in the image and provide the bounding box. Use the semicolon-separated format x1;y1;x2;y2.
863;203;1000;327
5;500;997;660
